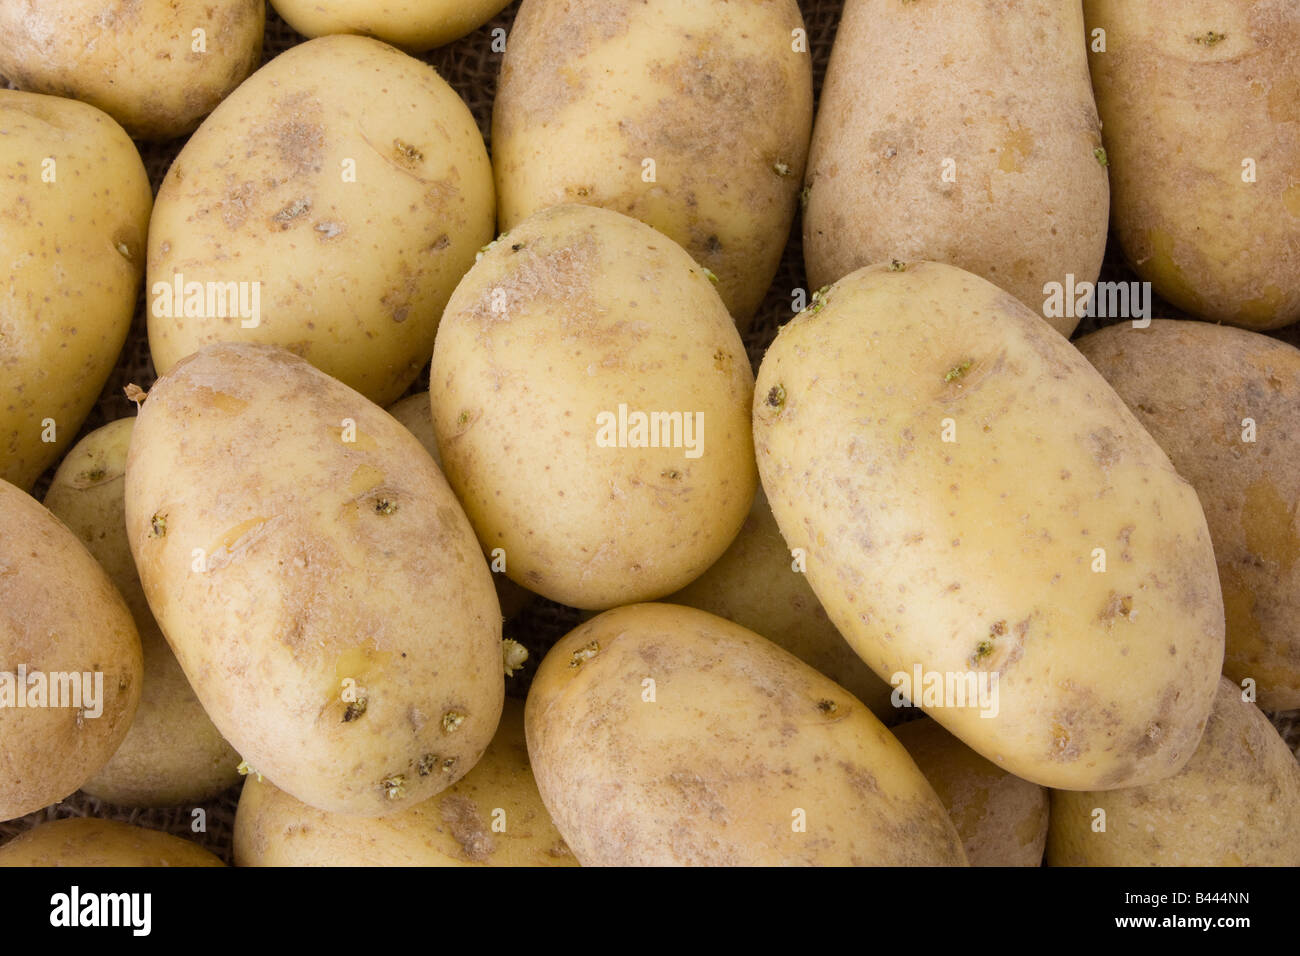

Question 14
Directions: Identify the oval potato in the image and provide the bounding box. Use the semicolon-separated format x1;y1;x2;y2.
0;818;223;867
270;0;512;52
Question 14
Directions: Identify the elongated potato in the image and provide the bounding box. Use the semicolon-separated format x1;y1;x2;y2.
125;343;504;816
270;0;512;52
1085;0;1300;329
493;0;812;327
526;603;967;866
1078;321;1300;710
804;0;1109;336
753;261;1223;791
0;818;223;867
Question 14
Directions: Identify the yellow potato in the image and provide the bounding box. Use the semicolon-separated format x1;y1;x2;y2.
526;603;967;866
753;261;1224;791
0;90;151;490
0;818;223;867
271;0;512;52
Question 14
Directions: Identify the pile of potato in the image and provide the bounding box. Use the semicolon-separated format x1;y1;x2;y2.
1;0;1298;868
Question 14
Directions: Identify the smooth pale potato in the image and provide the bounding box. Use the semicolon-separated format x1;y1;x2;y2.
0;0;263;141
804;0;1109;336
147;35;494;407
1085;0;1300;329
1078;321;1300;710
666;486;894;721
526;603;967;866
43;419;240;807
893;718;1049;867
270;0;512;52
124;343;504;816
430;204;756;610
1048;677;1300;865
494;0;812;327
235;699;576;866
753;261;1224;791
0;480;142;821
0;818;223;866
388;392;532;622
0;91;151;491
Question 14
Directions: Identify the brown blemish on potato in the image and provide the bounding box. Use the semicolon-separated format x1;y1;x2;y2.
150;512;167;537
766;385;786;409
1098;590;1136;627
1087;428;1122;470
667;771;729;823
271;197;311;228
373;497;398;516
380;774;406;799
569;641;600;669
342;697;367;722
392;139;424;168
442;710;465;733
440;794;494;861
417;753;439;776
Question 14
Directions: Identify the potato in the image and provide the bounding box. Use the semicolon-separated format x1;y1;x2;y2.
235;699;576;866
388;392;532;622
0;818;223;867
43;419;240;807
0;0;263;141
1085;0;1300;329
526;603;967;866
1078;321;1300;710
147;35;494;407
270;0;512;53
1049;677;1300;865
893;718;1048;867
493;0;812;327
124;343;504;816
430;204;756;610
753;261;1224;791
667;487;894;721
0;480;142;821
804;0;1109;336
0;91;151;491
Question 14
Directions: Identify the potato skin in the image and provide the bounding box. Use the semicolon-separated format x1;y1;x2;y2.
1048;677;1300;866
43;419;240;807
0;480;142;821
124;343;504;817
1078;321;1300;710
0;91;151;491
893;718;1048;867
804;0;1108;336
1085;0;1300;329
0;818;223;867
430;204;756;610
147;35;494;407
493;0;812;327
526;603;967;866
753;261;1223;791
0;0;263;141
235;699;576;866
271;0;512;53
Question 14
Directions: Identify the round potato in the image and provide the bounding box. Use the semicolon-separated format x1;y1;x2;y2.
44;419;240;807
147;34;494;407
124;343;504;816
0;818;223;867
1078;321;1300;710
753;261;1224;791
526;603;967;866
0;90;152;491
235;699;575;866
0;480;142;821
0;0;263;141
1048;677;1300;866
270;0;512;52
493;0;813;327
430;204;756;610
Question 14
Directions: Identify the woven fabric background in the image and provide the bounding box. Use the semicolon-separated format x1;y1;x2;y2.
2;0;1296;863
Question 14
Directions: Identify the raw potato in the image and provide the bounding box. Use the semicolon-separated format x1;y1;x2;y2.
147;35;494;407
804;0;1109;336
0;480;142;821
893;718;1049;867
0;91;151;490
44;419;240;807
753;261;1224;791
124;343;504;816
0;818;223;867
526;603;967;866
430;204;756;610
1048;677;1300;866
0;0;263;141
270;0;512;52
493;0;812;327
667;487;894;721
1085;0;1300;329
1078;321;1300;710
235;699;576;866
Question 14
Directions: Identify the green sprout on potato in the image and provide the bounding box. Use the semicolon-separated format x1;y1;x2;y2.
1093;147;1109;167
150;512;167;537
569;641;600;668
944;360;973;383
442;710;466;733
